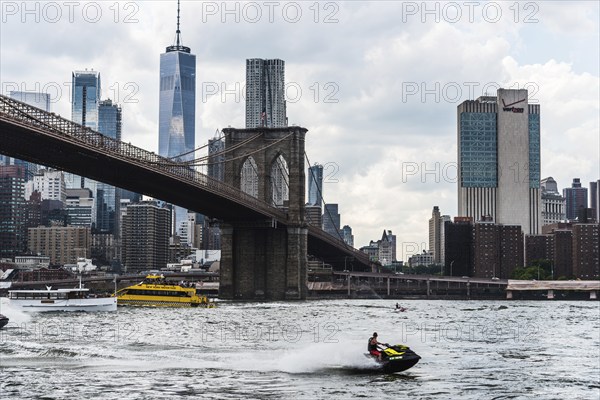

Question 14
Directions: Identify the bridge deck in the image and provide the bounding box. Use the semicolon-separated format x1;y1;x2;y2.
506;280;600;291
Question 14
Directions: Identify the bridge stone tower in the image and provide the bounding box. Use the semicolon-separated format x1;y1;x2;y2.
220;126;308;300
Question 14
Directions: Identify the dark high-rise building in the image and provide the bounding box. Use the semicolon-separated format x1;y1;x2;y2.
246;59;287;128
473;222;500;278
122;201;171;272
572;224;600;279
0;166;27;259
24;191;42;231
553;230;573;278
563;178;588;221
525;235;554;267
323;203;340;238
591;180;600;221
308;164;323;208
457;89;541;234
444;217;473;276
499;225;524;278
473;222;523;279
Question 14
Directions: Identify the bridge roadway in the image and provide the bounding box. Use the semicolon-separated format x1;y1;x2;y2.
334;271;509;286
0;95;370;269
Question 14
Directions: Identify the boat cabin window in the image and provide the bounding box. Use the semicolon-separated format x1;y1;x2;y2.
126;289;191;297
9;292;70;300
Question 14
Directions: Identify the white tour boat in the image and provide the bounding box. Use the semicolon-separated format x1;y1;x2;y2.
7;281;117;312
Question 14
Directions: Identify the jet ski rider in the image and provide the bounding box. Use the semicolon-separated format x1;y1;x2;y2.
368;332;387;360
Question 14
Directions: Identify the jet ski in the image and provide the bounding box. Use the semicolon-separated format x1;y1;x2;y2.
0;314;8;329
366;344;421;373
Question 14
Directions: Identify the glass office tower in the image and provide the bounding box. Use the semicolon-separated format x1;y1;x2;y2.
158;42;195;160
96;99;122;234
308;164;324;208
158;2;196;235
457;88;541;234
72;71;101;131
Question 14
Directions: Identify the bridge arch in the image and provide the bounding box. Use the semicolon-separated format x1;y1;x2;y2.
240;156;259;198
270;153;289;207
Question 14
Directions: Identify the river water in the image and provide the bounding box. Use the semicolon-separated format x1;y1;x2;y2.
1;299;598;399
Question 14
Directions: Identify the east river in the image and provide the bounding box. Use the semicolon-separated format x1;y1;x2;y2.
1;299;599;399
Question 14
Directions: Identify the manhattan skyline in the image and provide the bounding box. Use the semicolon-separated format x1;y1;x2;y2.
1;1;598;258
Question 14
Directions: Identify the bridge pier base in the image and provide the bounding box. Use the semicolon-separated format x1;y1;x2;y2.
547;289;554;299
506;290;513;299
590;291;597;300
219;223;307;301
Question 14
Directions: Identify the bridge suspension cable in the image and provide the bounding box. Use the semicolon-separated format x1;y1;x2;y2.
188;132;295;167
167;129;225;160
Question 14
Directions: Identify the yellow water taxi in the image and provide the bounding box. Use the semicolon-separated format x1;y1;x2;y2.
115;275;214;308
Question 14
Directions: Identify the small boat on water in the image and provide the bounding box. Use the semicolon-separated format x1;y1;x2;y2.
0;314;9;329
366;344;421;373
7;279;117;312
115;275;214;308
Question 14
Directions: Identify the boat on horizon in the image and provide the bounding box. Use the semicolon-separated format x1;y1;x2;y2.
115;275;214;308
6;279;117;312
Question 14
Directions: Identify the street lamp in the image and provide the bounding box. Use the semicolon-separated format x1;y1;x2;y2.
344;256;354;272
450;260;455;277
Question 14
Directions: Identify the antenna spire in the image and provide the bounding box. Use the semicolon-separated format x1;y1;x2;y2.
176;0;181;47
166;0;190;53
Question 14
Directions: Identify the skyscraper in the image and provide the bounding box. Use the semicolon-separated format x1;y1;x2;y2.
457;89;541;234
429;206;441;263
158;1;196;235
341;225;354;247
96;99;122;234
591;180;600;221
72;70;101;131
207;136;225;182
159;1;195;160
541;177;566;225
246;59;287;128
563;178;588;221
308;163;323;208
323;203;340;238
68;70;101;191
7;91;50;179
0;166;27;259
98;99;122;140
122;201;171;272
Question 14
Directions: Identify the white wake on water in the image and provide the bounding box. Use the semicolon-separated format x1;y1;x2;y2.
210;341;380;374
0;296;31;325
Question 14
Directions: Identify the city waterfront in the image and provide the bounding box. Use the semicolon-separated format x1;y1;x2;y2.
1;299;598;399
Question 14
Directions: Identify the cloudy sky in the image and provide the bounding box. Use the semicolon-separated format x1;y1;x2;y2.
1;1;598;260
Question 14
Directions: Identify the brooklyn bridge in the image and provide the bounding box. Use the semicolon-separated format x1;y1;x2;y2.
0;94;373;300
